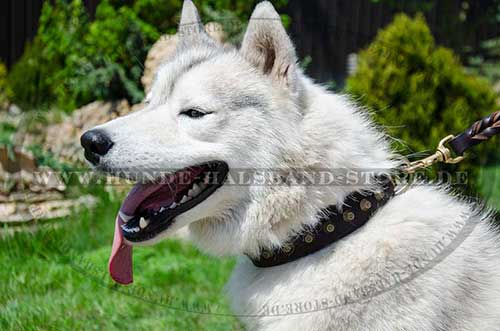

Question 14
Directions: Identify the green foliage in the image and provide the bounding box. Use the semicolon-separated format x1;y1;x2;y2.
8;0;88;110
346;14;498;193
8;0;288;112
26;144;73;172
69;2;160;106
467;37;500;84
8;39;49;110
0;122;17;161
132;0;183;33
0;61;12;109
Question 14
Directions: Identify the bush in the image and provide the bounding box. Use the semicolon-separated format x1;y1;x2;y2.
131;0;183;33
8;0;88;110
8;0;289;111
0;61;12;109
346;14;498;193
8;0;159;111
70;2;160;106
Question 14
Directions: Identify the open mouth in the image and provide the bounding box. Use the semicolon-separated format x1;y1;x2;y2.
108;161;229;285
119;161;229;242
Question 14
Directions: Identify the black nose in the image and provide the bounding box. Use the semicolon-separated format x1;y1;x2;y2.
80;129;114;164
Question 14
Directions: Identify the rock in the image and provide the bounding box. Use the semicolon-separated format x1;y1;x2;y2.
70;99;131;131
0;202;15;219
141;22;227;93
204;22;226;44
141;34;179;94
8;104;21;116
0;195;97;224
0;146;37;174
6;191;64;203
44;100;131;164
131;102;146;113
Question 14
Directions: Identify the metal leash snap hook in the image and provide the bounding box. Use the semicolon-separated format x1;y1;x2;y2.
437;135;465;164
401;135;466;175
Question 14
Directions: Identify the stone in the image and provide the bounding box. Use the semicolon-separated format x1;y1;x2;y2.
0;146;37;174
44;100;131;164
0;195;97;224
141;22;227;93
8;104;21;116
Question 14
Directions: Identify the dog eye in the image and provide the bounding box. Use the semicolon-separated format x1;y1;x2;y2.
180;109;207;118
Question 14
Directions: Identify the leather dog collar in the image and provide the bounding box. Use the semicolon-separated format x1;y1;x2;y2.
248;176;395;268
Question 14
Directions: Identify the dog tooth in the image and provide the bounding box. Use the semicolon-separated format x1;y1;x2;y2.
119;211;133;223
159;207;165;212
170;202;177;209
191;183;202;196
139;217;149;229
180;195;189;204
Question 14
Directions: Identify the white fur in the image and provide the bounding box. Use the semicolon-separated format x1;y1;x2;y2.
91;1;500;330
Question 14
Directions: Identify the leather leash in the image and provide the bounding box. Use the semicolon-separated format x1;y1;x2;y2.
449;111;500;156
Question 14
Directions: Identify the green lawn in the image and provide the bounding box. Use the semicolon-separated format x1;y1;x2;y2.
0;187;240;331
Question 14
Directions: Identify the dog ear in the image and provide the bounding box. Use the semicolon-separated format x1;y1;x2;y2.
178;0;215;48
240;2;298;91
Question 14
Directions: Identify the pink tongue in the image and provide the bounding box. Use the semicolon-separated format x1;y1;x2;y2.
108;183;168;285
109;214;133;285
108;169;204;285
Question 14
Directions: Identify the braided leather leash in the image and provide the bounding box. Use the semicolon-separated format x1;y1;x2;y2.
403;110;500;174
449;111;500;156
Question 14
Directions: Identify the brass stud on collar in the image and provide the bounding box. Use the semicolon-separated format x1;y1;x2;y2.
375;191;385;201
325;223;335;233
283;244;293;253
304;234;314;243
360;199;372;211
343;211;355;222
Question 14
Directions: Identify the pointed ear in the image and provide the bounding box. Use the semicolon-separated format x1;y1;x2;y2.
240;2;298;91
178;0;215;48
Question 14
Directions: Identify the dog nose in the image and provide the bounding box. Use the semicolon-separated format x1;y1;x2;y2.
81;129;114;164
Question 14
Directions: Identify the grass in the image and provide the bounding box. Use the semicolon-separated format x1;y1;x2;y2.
0;186;240;331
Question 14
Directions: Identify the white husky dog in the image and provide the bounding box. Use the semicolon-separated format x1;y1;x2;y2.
81;1;500;330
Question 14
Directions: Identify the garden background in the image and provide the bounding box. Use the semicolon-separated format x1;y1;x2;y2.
0;0;499;330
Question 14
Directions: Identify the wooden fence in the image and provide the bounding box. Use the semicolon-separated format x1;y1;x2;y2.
1;0;498;84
